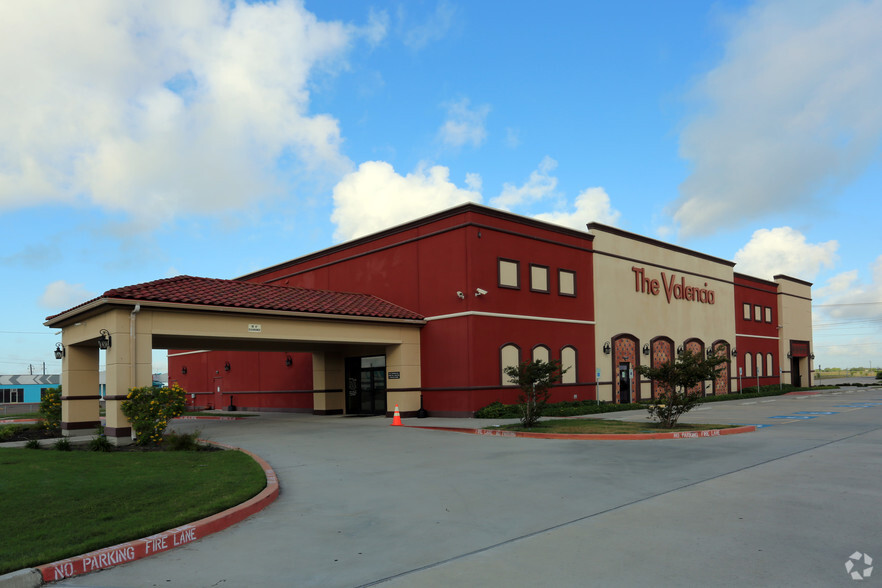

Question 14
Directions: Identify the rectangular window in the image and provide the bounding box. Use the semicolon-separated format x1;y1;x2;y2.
754;305;762;321
764;306;772;323
530;264;549;293
558;269;576;297
1;388;24;403
743;303;752;320
498;258;520;289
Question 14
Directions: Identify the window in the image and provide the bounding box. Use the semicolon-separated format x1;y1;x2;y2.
558;269;576;297
532;345;550;363
766;354;773;377
764;306;772;323
745;353;753;377
500;344;520;386
743;303;752;320
754;305;762;321
1;388;23;403
530;264;550;293
498;259;520;289
756;353;763;377
561;346;577;384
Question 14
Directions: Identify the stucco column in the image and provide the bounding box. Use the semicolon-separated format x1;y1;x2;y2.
385;328;421;417
61;344;100;437
312;351;344;415
104;327;153;445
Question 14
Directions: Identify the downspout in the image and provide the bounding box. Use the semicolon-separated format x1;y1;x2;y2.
130;304;141;390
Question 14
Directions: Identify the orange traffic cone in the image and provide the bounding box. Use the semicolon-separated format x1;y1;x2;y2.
391;404;403;426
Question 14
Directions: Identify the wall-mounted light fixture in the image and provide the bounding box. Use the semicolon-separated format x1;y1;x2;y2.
786;352;792;359
182;366;188;375
642;343;650;356
810;353;815;360
285;354;293;367
54;343;65;359
677;345;684;354
732;348;737;356
602;341;611;355
707;347;714;358
224;361;231;372
97;329;112;350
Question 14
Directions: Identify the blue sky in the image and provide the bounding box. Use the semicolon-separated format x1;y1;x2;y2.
1;0;880;375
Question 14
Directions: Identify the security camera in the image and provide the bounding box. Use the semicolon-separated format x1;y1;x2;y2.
475;288;488;296
456;291;465;299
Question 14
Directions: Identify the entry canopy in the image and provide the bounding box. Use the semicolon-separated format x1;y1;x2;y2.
45;275;424;327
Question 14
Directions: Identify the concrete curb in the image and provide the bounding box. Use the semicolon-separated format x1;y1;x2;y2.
3;442;279;585
404;424;757;440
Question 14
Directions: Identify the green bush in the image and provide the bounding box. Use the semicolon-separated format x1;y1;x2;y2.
164;429;203;451
25;439;41;449
54;438;72;451
0;424;23;442
88;426;113;452
39;386;62;431
121;384;187;446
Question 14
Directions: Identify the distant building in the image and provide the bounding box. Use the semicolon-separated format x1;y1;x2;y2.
0;374;60;404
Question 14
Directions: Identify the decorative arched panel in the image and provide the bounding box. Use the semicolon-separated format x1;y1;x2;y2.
650;336;674;399
710;339;731;395
684;338;704;394
532;344;550;364
756;353;764;377
560;346;577;384
612;334;639;402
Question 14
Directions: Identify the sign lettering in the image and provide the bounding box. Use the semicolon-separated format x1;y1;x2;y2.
632;266;715;305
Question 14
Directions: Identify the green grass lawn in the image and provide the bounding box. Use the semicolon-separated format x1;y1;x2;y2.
0;449;267;574
495;419;739;434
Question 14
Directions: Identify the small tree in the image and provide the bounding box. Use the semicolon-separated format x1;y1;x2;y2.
121;384;186;445
637;348;729;428
39;386;62;431
503;359;566;429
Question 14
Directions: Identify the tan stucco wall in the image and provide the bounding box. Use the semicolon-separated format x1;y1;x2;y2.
591;228;736;401
776;277;814;385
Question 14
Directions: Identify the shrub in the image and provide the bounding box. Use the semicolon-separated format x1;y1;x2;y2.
121;384;186;446
88;426;113;452
39;386;62;431
25;439;41;450
54;438;72;451
0;424;22;442
164;429;202;451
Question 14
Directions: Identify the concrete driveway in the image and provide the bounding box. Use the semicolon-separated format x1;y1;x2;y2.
54;386;882;587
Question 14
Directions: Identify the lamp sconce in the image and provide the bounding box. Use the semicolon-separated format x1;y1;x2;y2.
732;348;737;356
97;329;112;350
810;353;815;360
677;345;684;354
706;347;714;358
285;354;293;367
181;366;188;375
602;342;611;355
54;342;65;360
786;352;792;359
642;343;650;356
224;361;231;372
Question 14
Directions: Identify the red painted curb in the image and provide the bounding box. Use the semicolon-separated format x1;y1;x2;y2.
36;442;279;583
173;415;246;421
404;424;756;440
0;418;40;424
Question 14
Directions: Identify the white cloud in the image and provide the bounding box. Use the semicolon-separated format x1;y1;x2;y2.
673;0;882;236
402;1;456;50
438;98;490;149
40;280;96;311
733;227;837;280
534;187;620;231
330;161;481;241
491;156;558;209
0;0;370;222
816;255;882;320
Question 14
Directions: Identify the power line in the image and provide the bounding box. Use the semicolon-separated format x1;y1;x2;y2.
814;301;882;307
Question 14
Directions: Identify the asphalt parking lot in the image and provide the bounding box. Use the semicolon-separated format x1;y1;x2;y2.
54;386;882;587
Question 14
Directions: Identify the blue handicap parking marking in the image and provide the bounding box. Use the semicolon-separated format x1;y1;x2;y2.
793;411;839;415
834;404;877;408
769;415;816;420
739;423;773;428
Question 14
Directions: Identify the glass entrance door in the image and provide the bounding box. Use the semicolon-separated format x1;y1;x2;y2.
346;356;386;415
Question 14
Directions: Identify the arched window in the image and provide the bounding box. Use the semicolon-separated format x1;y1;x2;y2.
767;353;774;377
745;353;753;377
756;353;763;377
532;345;550;363
500;344;520;386
561;346;577;384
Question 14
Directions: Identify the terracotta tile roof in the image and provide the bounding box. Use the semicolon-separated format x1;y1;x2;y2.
46;276;423;322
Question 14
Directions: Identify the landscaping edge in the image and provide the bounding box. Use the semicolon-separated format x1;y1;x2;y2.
404;424;757;440
0;441;279;587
